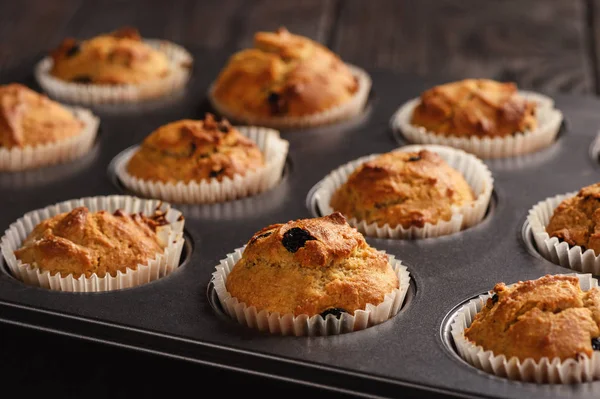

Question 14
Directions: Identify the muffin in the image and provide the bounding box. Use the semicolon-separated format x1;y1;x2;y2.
330;149;475;229
451;274;600;383
208;27;371;129
392;79;563;158
0;196;185;292
213;212;411;335
0;83;99;171
35;27;192;104
116;113;289;204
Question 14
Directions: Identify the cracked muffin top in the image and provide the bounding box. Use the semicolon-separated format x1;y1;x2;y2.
211;27;359;119
410;79;537;138
0;83;83;149
14;206;169;278
464;275;600;362
49;27;172;85
329;150;474;229
126;113;264;183
225;212;399;317
546;183;600;255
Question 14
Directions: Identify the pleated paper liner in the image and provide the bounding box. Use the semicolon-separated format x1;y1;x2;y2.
313;144;494;239
212;246;410;336
450;273;600;383
390;91;564;159
526;191;600;273
0;195;185;292
0;106;99;171
35;39;192;105
114;126;289;204
207;65;372;130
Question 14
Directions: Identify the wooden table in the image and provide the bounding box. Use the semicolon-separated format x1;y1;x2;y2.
0;0;596;397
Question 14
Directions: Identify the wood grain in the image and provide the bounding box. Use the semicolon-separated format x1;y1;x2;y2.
333;0;594;94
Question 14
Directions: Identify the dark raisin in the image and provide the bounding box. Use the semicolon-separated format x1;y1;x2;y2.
72;75;92;84
592;338;600;351
209;169;223;178
199;153;210;159
491;294;499;304
320;308;347;319
256;231;272;240
267;91;287;115
408;155;421;162
66;43;81;58
188;143;197;157
281;227;316;253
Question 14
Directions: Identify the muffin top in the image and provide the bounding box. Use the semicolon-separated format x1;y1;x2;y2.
410;79;537;138
0;83;83;149
329;150;474;228
546;183;600;255
464;275;600;362
211;27;359;118
14;206;169;278
49;27;171;85
126;113;265;183
225;212;399;316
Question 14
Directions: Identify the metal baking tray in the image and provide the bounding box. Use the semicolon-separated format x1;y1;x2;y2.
1;47;599;399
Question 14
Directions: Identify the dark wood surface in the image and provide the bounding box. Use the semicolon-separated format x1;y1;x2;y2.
0;0;597;397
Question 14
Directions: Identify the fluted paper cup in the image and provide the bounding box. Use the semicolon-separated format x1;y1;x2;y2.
450;273;600;383
212;247;410;336
114;126;289;204
35;39;192;105
527;191;600;273
208;65;371;130
313;144;493;239
391;91;563;158
0;106;99;171
0;195;185;292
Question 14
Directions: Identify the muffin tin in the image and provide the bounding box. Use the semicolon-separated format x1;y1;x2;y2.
1;47;600;398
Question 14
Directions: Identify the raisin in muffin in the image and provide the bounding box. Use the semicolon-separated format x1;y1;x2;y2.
14;206;168;278
49;27;172;85
210;27;367;126
411;79;537;138
0;83;84;149
225;212;399;317
126;113;265;183
464;275;600;362
546;183;600;256
329;149;474;229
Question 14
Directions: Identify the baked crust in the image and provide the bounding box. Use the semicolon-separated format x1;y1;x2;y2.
0;83;83;149
225;212;399;316
329;150;474;228
546;183;600;255
49;27;171;85
212;27;359;118
14;207;168;278
464;275;600;361
410;79;537;138
126;113;264;183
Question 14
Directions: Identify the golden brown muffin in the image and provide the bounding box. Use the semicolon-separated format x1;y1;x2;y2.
226;212;399;317
546;183;600;255
410;79;537;138
0;83;83;149
211;27;359;118
464;275;600;362
14;206;169;278
126;113;264;183
330;150;474;228
49;27;172;85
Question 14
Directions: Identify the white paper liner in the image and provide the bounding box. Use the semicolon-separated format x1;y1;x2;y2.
312;144;494;239
207;64;372;129
0;195;185;292
0;106;99;171
450;273;600;383
212;247;410;336
526;191;600;273
391;91;564;159
34;39;192;105
114;126;289;204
